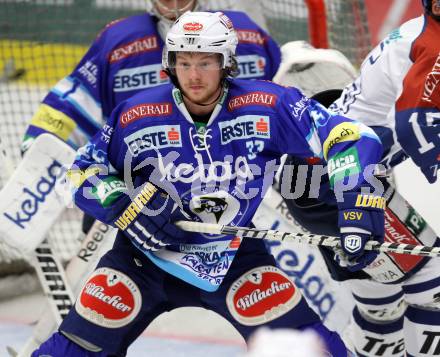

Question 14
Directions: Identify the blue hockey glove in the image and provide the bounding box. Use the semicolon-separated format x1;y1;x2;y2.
336;191;385;271
113;182;189;252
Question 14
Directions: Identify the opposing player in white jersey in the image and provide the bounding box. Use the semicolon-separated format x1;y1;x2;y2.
29;10;387;357
280;1;440;356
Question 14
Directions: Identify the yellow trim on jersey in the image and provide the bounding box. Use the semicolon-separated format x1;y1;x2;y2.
67;167;101;188
0;40;86;86
323;122;360;160
30;104;77;141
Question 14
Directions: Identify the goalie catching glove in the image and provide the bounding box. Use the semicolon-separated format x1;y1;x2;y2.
335;192;385;271
113;181;189;252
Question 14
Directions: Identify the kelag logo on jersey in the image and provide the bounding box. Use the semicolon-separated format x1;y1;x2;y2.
236;55;266;79
124;125;182;156
114;64;169;92
219;115;270;144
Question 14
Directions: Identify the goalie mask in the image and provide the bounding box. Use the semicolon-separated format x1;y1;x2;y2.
162;11;239;85
147;1;203;39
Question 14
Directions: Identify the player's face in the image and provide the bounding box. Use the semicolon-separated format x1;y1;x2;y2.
433;0;440;15
175;52;223;104
154;0;197;20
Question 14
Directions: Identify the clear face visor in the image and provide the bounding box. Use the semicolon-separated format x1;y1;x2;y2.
167;51;224;71
152;0;197;21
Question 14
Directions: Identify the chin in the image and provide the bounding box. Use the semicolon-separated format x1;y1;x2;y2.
188;92;206;102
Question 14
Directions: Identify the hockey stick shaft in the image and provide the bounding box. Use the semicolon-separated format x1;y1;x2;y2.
176;221;440;258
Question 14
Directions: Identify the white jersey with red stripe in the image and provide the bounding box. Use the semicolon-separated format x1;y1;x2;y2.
331;14;440;183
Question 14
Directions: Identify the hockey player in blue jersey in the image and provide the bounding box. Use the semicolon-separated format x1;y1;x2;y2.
20;0;281;236
21;0;281;154
32;11;384;357
15;3;282;354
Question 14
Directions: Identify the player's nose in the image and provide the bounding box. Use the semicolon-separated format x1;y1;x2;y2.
187;66;202;79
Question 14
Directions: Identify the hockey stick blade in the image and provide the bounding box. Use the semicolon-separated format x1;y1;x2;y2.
175;221;440;258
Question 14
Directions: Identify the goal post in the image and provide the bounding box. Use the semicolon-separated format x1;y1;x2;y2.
256;0;371;66
305;0;330;49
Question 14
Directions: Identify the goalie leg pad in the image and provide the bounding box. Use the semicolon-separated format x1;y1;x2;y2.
0;133;76;253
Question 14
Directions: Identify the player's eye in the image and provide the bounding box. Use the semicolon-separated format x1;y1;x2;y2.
198;61;221;71
179;62;191;69
199;62;211;69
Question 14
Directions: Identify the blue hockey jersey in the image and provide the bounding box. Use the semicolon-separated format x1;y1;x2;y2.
22;11;281;151
68;79;382;291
